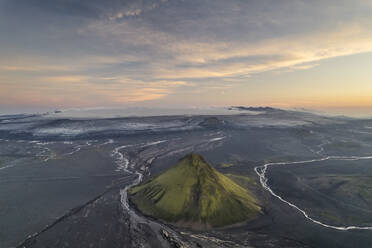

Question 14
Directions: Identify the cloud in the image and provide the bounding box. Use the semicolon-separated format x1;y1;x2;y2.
0;64;70;72
2;0;372;109
0;54;142;74
85;16;372;82
0;71;189;107
109;9;142;20
290;64;320;71
44;75;90;83
156;24;372;79
4;21;372;108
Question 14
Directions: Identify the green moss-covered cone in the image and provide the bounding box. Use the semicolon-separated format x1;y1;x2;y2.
128;153;261;228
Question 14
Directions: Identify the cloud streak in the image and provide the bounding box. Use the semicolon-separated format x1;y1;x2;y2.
87;20;372;81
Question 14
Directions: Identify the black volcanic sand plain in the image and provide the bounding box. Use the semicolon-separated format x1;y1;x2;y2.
1;110;372;247
268;158;372;226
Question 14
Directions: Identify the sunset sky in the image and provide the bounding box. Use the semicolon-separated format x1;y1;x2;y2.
1;0;372;115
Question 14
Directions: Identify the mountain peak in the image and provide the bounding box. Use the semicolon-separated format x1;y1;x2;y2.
181;153;209;168
182;152;203;161
129;154;261;229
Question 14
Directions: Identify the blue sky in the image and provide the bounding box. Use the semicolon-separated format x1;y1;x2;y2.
1;0;372;114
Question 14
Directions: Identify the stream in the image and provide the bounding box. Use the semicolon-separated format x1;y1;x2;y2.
255;155;372;231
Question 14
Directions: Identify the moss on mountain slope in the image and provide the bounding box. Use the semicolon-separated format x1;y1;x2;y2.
128;153;261;228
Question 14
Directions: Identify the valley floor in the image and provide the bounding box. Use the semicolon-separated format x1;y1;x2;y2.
1;111;372;247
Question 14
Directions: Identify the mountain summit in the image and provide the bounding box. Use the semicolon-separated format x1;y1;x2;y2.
128;153;261;229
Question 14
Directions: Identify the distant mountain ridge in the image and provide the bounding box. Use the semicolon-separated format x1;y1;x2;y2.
128;153;261;229
229;106;280;112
